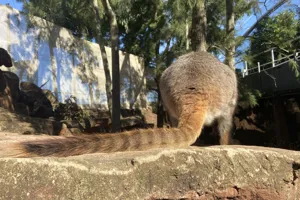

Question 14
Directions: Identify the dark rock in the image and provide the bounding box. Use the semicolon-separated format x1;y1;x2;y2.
31;103;54;118
84;118;110;133
0;107;64;135
0;48;12;67
14;102;30;116
0;70;20;111
19;82;56;118
121;108;142;117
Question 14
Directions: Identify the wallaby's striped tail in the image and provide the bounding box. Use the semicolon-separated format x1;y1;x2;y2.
1;102;207;158
8;128;193;157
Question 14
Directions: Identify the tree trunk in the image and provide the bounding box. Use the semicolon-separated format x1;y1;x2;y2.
190;0;207;52
157;88;164;128
225;0;235;69
155;41;164;128
185;18;190;51
92;0;113;117
49;42;58;99
101;0;120;132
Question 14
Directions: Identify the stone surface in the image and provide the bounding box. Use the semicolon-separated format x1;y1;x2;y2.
0;107;63;135
0;143;299;200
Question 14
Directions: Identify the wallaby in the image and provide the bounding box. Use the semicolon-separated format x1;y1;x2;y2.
1;51;237;157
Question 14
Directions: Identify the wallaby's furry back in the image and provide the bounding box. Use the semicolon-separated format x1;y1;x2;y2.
1;51;237;157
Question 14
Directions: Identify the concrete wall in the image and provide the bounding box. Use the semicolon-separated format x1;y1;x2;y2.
0;5;147;109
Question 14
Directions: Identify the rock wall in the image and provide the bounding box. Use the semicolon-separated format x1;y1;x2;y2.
0;143;300;200
0;5;147;109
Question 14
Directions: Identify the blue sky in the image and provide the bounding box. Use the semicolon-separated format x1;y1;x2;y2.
236;0;299;36
1;0;22;10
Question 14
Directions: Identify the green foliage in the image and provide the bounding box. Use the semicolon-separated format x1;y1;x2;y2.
289;59;300;79
234;0;258;19
149;101;158;114
54;96;87;122
248;10;299;66
17;0;103;40
207;0;257;54
239;83;262;108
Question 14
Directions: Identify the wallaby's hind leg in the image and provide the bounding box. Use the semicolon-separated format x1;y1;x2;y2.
217;116;233;145
217;95;237;145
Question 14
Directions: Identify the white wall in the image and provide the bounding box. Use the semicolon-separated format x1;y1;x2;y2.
0;5;147;109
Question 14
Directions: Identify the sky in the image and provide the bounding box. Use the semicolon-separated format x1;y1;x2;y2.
236;0;299;36
1;0;22;10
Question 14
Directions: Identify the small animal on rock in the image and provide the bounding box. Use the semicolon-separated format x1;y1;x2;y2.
2;51;238;157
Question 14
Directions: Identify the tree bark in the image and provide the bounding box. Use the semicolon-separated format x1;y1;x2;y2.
155;41;164;128
156;88;164;128
92;0;113;117
190;0;207;52
101;0;121;132
49;41;58;99
186;18;190;50
225;0;235;69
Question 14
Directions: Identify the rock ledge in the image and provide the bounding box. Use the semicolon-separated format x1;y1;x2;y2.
1;144;300;200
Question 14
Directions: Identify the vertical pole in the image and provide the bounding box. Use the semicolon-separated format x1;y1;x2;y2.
244;61;248;76
271;49;275;68
257;62;260;73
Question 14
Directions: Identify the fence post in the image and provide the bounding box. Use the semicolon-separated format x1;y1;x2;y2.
244;61;248;76
258;62;260;73
271;49;275;67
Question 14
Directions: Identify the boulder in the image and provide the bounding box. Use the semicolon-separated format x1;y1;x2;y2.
19;82;56;118
0;144;299;199
20;81;42;92
84;117;110;133
42;89;59;108
0;48;12;67
14;102;30;116
0;107;63;135
0;70;20;111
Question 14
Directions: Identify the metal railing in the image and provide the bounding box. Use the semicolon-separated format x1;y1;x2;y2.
242;49;300;77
